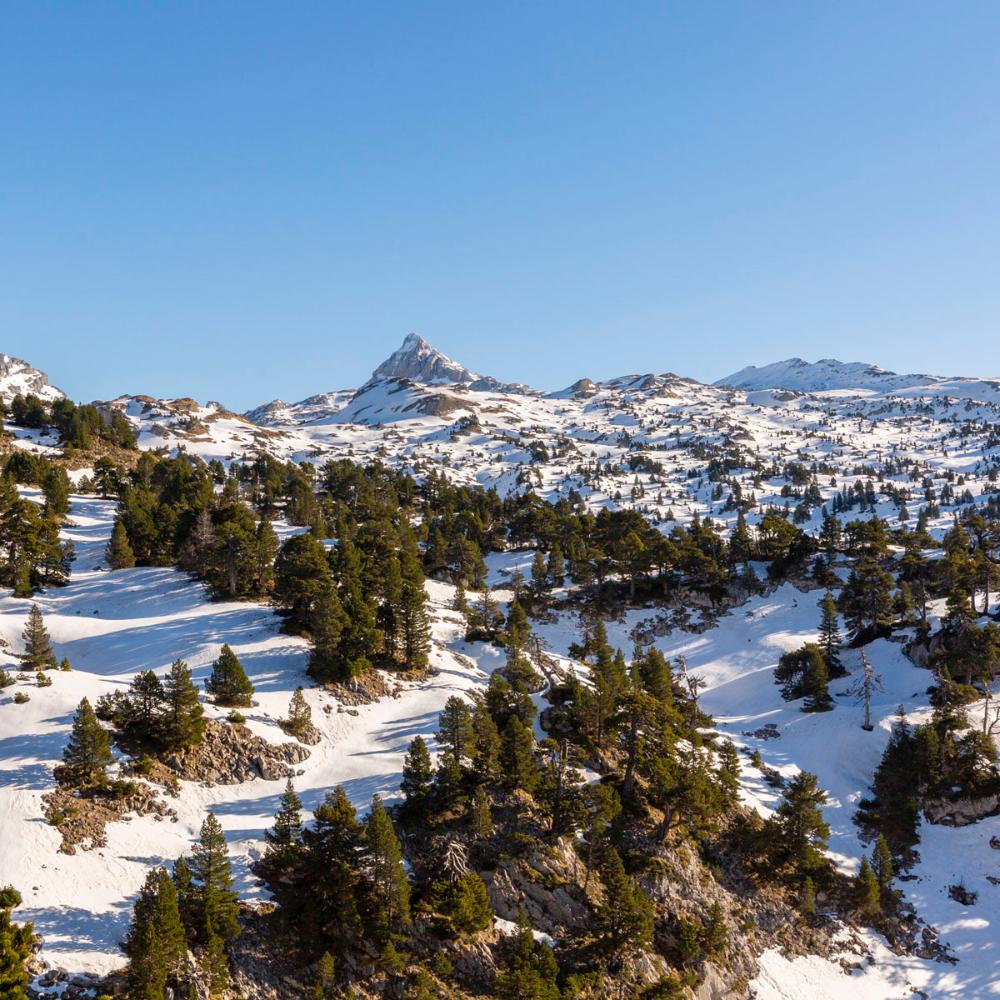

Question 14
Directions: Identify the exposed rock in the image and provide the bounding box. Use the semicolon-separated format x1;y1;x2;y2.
162;719;310;785
924;792;1000;826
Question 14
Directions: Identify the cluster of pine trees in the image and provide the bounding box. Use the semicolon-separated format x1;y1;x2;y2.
124;815;240;998
4;394;136;450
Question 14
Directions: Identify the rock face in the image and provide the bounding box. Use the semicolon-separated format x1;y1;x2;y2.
924;793;1000;826
372;333;479;385
163;720;311;784
0;353;65;402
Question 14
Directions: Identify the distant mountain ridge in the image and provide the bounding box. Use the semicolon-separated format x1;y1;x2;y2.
0;353;65;403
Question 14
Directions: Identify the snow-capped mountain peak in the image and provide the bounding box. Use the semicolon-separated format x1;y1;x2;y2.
717;357;934;393
0;353;65;403
370;333;479;385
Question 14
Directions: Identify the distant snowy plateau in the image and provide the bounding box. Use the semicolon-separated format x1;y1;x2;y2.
1;335;999;998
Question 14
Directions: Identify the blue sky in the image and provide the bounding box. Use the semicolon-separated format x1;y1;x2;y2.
2;2;999;408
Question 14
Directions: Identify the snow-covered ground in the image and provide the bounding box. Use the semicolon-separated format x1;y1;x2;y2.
1;498;998;993
0;495;504;975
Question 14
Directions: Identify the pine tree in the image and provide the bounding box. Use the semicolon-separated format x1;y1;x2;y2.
399;543;430;669
703;901;727;958
802;651;833;713
125;868;186;1000
855;855;881;916
531;550;548;593
437;696;474;763
774;771;830;876
447;872;493;933
470;702;501;782
364;796;410;944
264;780;304;864
60;697;113;788
308;586;348;682
0;886;32;1000
285;686;312;739
205;644;254;707
469;786;494;838
501;716;539;794
21;604;55;670
400;736;434;822
546;545;565;587
189;814;240;945
818;590;845;678
313;952;336;999
253;519;279;595
106;519;136;570
171;856;196;937
872;833;894;888
598;848;654;953
799;876;817;919
496;907;560;1000
162;660;205;750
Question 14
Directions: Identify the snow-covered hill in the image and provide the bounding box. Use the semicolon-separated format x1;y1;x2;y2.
0;354;64;403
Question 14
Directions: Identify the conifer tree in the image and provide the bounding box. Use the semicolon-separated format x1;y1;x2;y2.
496;907;560;1000
802;651;833;713
469;786;494;838
265;780;304;865
818;590;845;678
470;701;501;782
799;876;817;919
253;519;279;595
106;519;136;570
313;952;336;999
285;686;312;739
400;736;434;822
0;886;32;1000
60;697;113;788
546;545;565;587
189;814;240;945
124;867;186;1000
364;796;410;944
437;696;474;764
500;716;539;794
531;550;548;593
205;644;254;707
308;586;348;682
162;660;205;750
21;604;55;670
447;873;492;933
872;833;894;888
774;771;831;877
855;855;881;917
598;848;654;954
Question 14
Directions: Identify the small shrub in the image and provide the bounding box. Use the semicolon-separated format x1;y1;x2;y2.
227;710;247;725
36;672;53;688
0;669;14;688
13;691;30;704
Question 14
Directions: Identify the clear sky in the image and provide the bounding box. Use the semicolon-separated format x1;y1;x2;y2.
3;2;999;409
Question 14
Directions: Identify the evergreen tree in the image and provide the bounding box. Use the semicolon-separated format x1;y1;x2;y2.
818;590;845;677
313;952;336;1000
500;716;539;794
437;696;474;764
285;687;312;739
531;550;548;593
252;519;279;595
469;786;494;838
802;650;833;713
20;604;55;670
774;771;830;877
308;586;348;682
446;872;492;933
470;701;501;782
363;796;410;944
60;697;113;788
264;780;304;865
0;886;32;1000
205;644;254;707
703;901;727;958
162;660;205;750
400;736;434;822
496;907;560;1000
872;833;894;889
189;814;241;945
546;544;565;587
799;876;817;919
124;868;186;1000
106;519;136;570
598;848;654;954
854;855;881;916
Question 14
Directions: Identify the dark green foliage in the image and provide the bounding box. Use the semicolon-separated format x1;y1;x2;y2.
872;834;894;888
771;771;831;878
441;872;493;934
400;736;434;822
496;908;560;1000
0;886;33;1000
162;660;206;750
854;855;881;917
20;605;55;670
501;716;539;795
264;780;304;865
598;848;654;954
775;643;832;710
205;644;254;707
124;868;186;1000
189;814;241;946
285;687;312;739
60;697;113;788
818;590;846;677
106;519;136;569
364;797;411;944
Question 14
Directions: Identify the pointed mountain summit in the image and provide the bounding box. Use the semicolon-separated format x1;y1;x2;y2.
371;333;479;385
0;353;65;402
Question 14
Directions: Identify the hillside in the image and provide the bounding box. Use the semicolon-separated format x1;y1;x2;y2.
0;339;997;998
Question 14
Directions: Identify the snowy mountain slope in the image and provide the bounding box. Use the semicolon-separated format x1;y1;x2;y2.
0;354;65;403
717;356;1000;403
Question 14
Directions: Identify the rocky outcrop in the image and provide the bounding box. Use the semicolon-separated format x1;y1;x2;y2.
162;720;310;785
924;792;1000;826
